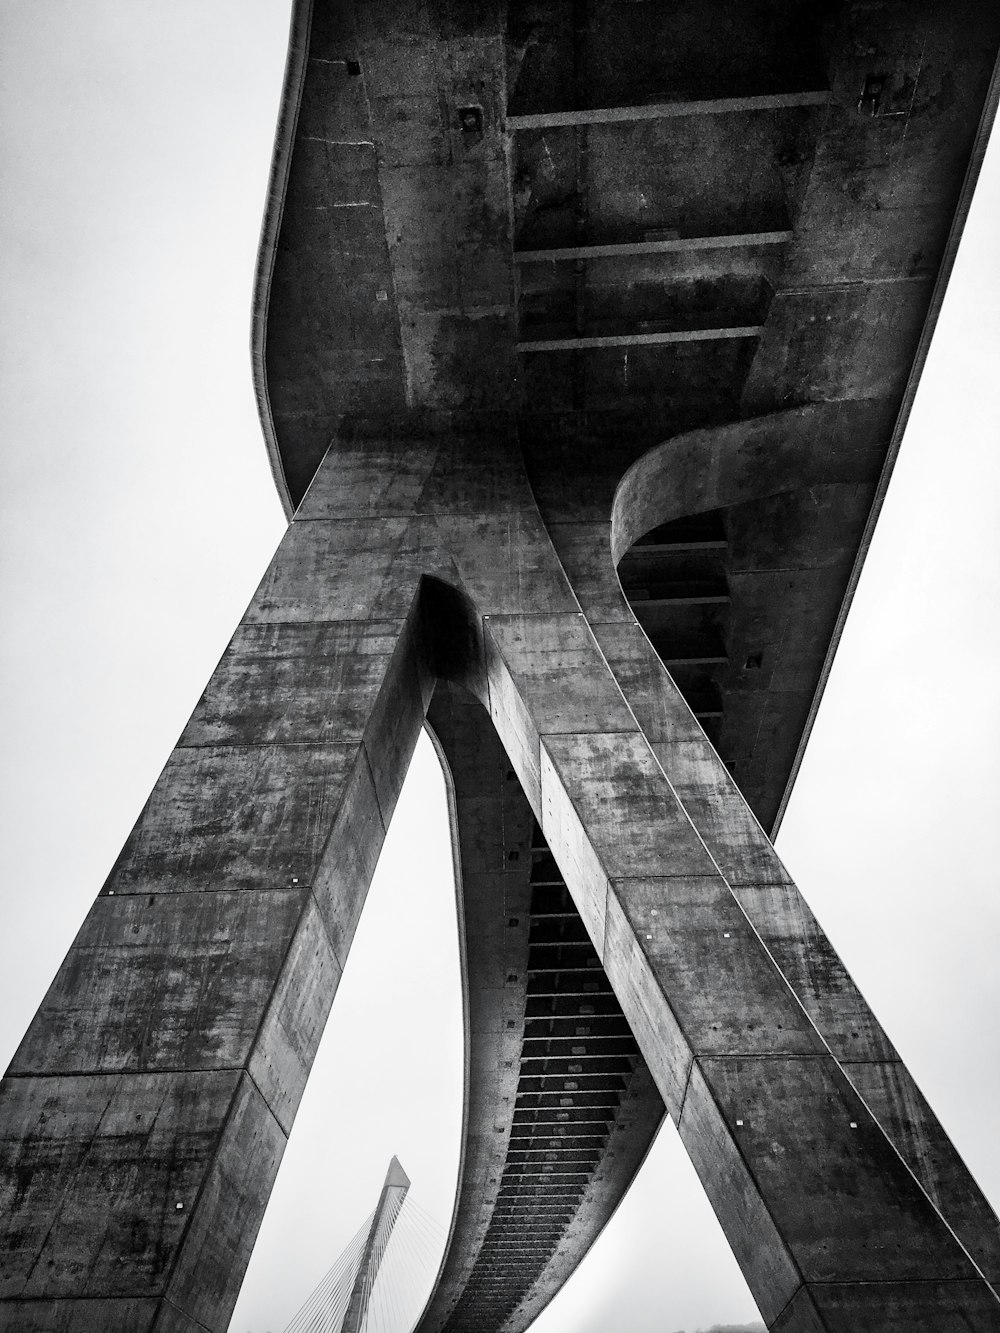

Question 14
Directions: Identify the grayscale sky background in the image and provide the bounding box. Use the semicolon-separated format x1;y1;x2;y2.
1;6;998;1333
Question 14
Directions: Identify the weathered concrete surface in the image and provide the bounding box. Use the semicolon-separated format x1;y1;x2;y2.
4;1;1000;1330
256;0;1000;829
6;426;999;1330
421;683;663;1333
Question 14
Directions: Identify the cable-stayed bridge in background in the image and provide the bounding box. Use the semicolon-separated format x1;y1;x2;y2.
281;1159;446;1333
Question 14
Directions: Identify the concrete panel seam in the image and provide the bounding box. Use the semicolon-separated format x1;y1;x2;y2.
97;885;313;897
15;1079;120;1295
164;1073;287;1327
159;1293;214;1331
769;1281;811;1331
685;1055;809;1306
148;1073;246;1309
676;1055;694;1126
308;884;344;968
245;1063;290;1145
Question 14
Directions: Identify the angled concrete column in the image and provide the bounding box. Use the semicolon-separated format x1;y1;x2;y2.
3;424;999;1332
0;441;437;1331
545;514;1000;1286
480;596;1000;1329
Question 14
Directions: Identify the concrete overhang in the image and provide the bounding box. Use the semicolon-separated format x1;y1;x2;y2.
252;0;1000;835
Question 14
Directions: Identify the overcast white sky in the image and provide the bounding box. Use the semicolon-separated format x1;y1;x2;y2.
1;6;998;1333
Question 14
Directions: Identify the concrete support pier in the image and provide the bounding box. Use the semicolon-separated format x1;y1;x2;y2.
2;426;999;1331
4;0;1000;1328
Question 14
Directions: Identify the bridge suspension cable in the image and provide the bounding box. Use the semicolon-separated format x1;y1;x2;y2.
280;1159;447;1333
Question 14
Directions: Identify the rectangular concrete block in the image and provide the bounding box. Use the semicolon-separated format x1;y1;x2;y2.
109;743;360;894
596;894;690;1118
293;437;439;519
650;738;792;885
165;1076;285;1332
537;744;611;958
0;1070;241;1299
468;982;507;1039
181;619;407;747
589;623;716;744
9;890;304;1076
485;649;543;811
305;753;384;973
605;877;823;1063
676;1060;810;1325
772;1280;1000;1332
417;433;537;516
453;787;534;879
540;731;714;880
443;511;578;617
0;1298;161;1332
694;1055;981;1285
249;895;344;1134
452;801;509;876
246;516;420;624
288;138;380;211
735;881;898;1064
299;51;369;142
845;1059;1000;1283
486;612;638;742
544;523;632;624
462;875;522;984
376;92;453;171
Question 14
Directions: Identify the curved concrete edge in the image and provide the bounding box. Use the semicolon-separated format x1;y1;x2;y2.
418;716;475;1333
499;1068;665;1333
769;49;1000;837
250;0;314;522
609;404;831;566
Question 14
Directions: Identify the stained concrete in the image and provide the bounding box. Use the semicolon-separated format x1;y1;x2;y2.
5;426;999;1329
3;2;1000;1330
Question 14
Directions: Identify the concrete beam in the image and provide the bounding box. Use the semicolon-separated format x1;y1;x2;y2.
3;430;999;1332
514;232;793;263
516;327;762;352
506;91;832;130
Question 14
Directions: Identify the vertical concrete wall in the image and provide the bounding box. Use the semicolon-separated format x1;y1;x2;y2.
2;425;999;1331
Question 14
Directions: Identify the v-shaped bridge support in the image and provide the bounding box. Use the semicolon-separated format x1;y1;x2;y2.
1;421;999;1331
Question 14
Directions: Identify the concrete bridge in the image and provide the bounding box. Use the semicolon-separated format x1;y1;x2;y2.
2;3;1000;1331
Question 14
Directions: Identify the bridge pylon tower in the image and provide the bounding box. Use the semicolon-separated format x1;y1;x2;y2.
281;1156;410;1333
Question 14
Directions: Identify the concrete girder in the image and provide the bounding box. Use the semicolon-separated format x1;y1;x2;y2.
3;426;1000;1331
505;91;834;131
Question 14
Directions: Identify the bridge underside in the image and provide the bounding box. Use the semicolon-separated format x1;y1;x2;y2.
2;2;1000;1331
423;682;664;1333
